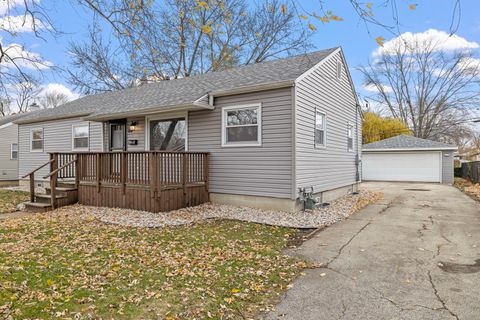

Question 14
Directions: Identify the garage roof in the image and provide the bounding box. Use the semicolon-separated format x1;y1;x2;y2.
363;135;457;151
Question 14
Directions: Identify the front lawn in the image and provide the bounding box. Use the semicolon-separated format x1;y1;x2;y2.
0;189;29;214
0;208;304;319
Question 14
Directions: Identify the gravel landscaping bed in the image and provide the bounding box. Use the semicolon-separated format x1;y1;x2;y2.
71;190;382;229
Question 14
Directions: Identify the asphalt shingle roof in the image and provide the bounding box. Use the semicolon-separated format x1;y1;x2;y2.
363;135;457;150
0;113;32;127
16;48;337;124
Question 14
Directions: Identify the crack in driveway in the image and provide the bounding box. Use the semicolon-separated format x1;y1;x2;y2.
324;201;394;268
427;271;460;320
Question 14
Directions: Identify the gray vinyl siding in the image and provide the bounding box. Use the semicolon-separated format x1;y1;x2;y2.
442;150;454;184
18;117;103;180
0;124;19;181
189;88;294;198
295;50;361;193
102;117;145;151
126;117;145;151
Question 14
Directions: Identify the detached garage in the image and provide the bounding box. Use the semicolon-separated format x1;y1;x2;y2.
362;135;457;184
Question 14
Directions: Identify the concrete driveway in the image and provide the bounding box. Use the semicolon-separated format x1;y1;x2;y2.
265;182;480;320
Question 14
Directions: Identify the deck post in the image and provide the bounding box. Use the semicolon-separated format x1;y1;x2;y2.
29;173;35;202
96;153;101;192
74;155;80;188
204;153;209;193
150;153;157;199
121;152;127;195
50;153;58;209
182;153;187;206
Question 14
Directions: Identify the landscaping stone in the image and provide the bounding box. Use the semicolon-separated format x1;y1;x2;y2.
74;190;382;229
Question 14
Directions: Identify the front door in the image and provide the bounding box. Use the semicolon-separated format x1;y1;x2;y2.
149;118;186;151
110;122;126;151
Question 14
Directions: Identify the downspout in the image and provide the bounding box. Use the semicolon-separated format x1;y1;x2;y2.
355;103;361;184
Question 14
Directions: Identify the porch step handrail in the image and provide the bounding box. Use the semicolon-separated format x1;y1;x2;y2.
21;159;54;179
43;158;77;179
21;158;55;203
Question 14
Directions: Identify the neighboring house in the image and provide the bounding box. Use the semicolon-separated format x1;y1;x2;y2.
0;113;30;186
362;135;457;184
15;47;361;211
455;151;480;162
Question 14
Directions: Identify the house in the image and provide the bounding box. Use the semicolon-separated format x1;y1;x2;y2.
15;47;361;212
0;113;30;186
455;151;480;162
362;135;457;184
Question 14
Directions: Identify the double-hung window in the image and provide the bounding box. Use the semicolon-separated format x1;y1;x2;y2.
315;110;326;147
11;143;18;159
347;123;354;151
30;128;44;152
72;124;89;151
222;104;261;147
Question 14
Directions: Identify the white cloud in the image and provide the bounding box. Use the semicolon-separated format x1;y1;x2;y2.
0;39;52;70
0;0;25;15
0;14;47;33
373;29;479;56
363;83;393;93
38;83;80;102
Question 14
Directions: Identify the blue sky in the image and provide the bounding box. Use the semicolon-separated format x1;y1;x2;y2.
2;0;480;101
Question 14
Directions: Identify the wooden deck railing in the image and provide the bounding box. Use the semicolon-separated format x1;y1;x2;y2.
54;151;210;212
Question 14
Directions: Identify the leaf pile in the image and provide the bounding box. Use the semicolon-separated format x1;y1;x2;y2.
0;190;29;214
455;178;480;202
0;209;303;319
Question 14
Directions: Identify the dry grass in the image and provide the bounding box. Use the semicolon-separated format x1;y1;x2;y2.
0;190;29;214
0;208;305;319
454;178;480;202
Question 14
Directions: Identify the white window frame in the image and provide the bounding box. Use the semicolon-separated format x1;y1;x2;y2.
347;122;354;152
221;103;262;147
30;128;44;152
11;143;18;160
72;124;90;151
314;109;326;149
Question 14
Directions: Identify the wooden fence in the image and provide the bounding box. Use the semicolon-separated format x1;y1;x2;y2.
461;161;480;183
56;152;209;212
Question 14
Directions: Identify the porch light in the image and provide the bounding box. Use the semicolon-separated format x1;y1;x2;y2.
129;121;137;132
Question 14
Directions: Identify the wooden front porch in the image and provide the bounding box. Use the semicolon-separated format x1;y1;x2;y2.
23;152;209;212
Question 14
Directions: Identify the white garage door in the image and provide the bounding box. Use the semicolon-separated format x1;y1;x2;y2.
362;152;441;182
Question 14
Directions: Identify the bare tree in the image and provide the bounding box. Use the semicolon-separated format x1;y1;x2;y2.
0;96;11;116
68;0;311;93
11;82;40;113
37;90;72;109
359;39;480;142
0;0;58;113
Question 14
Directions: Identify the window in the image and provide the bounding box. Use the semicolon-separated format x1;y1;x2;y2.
30;128;44;152
347;123;354;151
315;110;326;147
11;143;18;160
149;118;186;151
72;124;89;150
222;104;261;147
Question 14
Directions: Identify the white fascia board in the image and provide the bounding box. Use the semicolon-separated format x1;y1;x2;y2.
363;147;458;152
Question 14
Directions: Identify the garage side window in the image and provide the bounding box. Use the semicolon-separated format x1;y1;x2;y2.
315;110;326;148
72;124;89;151
30;128;44;152
347;124;353;151
222;104;261;147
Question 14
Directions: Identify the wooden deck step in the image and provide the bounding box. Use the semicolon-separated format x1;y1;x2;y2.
45;187;78;195
23;202;52;213
35;194;67;204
